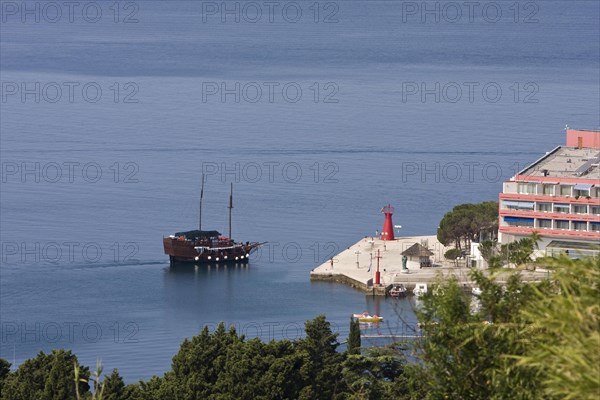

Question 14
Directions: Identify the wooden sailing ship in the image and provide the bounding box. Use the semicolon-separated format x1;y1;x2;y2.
163;176;263;264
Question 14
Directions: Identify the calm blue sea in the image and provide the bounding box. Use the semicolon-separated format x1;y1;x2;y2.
1;0;598;382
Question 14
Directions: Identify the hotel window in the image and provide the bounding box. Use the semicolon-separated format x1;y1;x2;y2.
553;204;570;213
504;217;534;228
574;184;593;198
503;201;535;211
537;219;552;229
591;206;600;215
537;202;552;212
555;220;570;230
591;222;600;232
559;185;572;196
572;221;587;231
573;205;588;214
518;183;536;194
542;184;554;195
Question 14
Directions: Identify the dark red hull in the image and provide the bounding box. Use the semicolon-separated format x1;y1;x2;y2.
163;237;262;264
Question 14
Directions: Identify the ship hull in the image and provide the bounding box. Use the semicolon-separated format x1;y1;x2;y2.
163;237;261;264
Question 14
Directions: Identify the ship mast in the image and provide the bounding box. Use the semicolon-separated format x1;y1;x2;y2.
199;173;205;232
228;183;233;239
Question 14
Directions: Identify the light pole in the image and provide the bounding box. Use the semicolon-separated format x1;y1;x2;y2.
395;224;402;237
375;249;382;285
355;250;361;268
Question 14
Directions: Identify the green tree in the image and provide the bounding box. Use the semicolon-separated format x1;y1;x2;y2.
0;358;11;397
415;274;541;399
444;248;461;267
341;348;403;399
132;375;165;400
500;237;535;266
120;383;144;400
473;201;500;241
214;337;307;399
437;209;464;249
391;363;428;400
166;322;243;398
103;369;126;400
413;256;598;400
487;255;503;269
137;318;344;399
347;317;361;355
1;350;89;400
1;351;50;400
437;202;499;251
529;231;541;249
515;255;600;400
297;315;344;399
478;239;497;263
45;351;90;400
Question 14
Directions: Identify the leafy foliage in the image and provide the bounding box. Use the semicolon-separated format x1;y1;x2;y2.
341;349;403;399
414;256;599;399
478;239;497;263
0;350;89;400
2;256;598;400
415;273;541;399
437;201;498;250
515;255;600;400
347;317;361;355
0;359;11;397
443;248;461;267
499;236;536;265
102;369;126;400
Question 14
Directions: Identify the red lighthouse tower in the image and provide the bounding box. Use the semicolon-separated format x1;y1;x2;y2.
380;204;395;241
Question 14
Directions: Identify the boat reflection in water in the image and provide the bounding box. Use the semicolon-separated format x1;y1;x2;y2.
167;261;250;274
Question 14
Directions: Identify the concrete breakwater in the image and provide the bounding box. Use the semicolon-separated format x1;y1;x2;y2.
309;235;548;295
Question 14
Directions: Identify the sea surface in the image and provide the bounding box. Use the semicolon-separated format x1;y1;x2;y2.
1;0;598;382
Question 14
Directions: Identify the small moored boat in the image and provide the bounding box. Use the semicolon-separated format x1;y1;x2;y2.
353;312;384;323
413;283;428;297
389;284;407;297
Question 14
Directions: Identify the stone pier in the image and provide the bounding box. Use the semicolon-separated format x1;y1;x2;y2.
310;235;547;294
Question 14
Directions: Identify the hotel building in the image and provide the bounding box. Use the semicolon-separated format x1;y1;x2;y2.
498;128;600;258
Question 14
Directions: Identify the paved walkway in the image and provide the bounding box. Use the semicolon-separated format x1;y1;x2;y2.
310;235;449;288
310;235;549;293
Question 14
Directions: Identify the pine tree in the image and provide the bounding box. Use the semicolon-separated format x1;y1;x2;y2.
103;369;126;400
0;358;11;397
347;317;361;354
